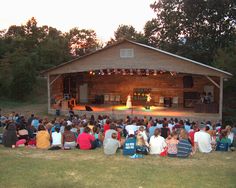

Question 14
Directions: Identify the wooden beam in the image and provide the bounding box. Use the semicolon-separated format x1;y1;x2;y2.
205;76;220;89
47;75;51;113
219;76;223;121
50;74;61;86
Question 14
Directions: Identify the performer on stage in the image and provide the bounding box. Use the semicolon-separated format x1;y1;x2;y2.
126;94;132;109
146;93;152;109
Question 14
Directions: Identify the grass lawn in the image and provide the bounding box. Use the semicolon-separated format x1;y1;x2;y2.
0;146;235;188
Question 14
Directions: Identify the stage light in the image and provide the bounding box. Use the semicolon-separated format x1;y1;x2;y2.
89;71;93;75
146;69;149;76
92;72;95;75
107;69;111;75
170;71;176;76
137;69;141;75
122;69;126;75
130;69;133;75
153;70;157;76
100;70;104;75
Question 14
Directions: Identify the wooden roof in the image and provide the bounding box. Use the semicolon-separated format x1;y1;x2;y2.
42;39;232;78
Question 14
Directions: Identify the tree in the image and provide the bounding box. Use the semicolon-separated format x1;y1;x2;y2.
10;55;37;100
36;27;72;70
107;24;148;46
114;25;137;40
149;0;236;64
67;28;100;56
213;45;236;122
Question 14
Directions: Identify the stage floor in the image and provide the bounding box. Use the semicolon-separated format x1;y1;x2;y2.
70;104;220;122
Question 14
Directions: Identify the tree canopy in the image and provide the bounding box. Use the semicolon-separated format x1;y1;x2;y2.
148;0;236;64
0;17;100;100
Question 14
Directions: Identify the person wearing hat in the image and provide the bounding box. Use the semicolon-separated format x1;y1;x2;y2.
123;130;137;156
194;123;212;153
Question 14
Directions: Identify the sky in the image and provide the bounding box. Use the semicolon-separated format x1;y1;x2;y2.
0;0;156;42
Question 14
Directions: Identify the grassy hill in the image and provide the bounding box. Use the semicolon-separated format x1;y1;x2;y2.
0;146;235;188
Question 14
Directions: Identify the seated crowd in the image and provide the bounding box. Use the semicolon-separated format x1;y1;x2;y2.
0;112;235;158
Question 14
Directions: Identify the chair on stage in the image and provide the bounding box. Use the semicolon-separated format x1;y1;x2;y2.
172;97;179;108
115;95;120;104
110;95;115;103
104;94;110;104
159;96;164;106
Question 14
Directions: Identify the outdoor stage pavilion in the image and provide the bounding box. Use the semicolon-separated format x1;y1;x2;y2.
42;39;232;122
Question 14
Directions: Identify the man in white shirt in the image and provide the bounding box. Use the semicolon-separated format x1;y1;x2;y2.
194;123;212;153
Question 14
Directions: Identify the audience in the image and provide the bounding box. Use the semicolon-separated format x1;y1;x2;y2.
0;111;235;159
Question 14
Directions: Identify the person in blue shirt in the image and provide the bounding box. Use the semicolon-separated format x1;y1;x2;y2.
123;130;136;156
177;129;193;158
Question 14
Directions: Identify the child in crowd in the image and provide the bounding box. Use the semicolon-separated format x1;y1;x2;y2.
103;133;120;155
49;126;62;150
123;130;136;156
166;131;179;157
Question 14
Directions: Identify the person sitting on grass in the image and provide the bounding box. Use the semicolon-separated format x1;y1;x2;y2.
36;124;50;149
216;129;231;151
149;128;166;155
77;126;96;150
17;124;29;144
161;121;170;139
166;131;179;157
49;126;62;150
62;125;77;149
2;122;17;148
92;126;102;147
194;123;212;153
225;125;234;147
123;130;136;156
104;123;119;143
104;133;121;155
177;129;193;158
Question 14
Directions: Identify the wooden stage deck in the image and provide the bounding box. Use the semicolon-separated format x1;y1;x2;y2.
50;104;220;122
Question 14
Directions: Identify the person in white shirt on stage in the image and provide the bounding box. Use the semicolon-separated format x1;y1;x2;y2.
145;93;152;109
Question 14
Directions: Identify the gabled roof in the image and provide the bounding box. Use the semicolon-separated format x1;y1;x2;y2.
42;39;232;77
128;40;232;77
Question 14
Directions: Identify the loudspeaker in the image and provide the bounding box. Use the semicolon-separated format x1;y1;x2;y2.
183;76;193;88
85;105;93;111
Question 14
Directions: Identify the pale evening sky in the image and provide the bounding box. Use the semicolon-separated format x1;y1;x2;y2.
0;0;156;42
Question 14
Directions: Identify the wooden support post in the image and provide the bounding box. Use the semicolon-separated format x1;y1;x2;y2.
219;76;223;121
47;74;51;113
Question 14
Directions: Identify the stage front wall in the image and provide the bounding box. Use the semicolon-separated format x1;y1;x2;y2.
81;73;219;107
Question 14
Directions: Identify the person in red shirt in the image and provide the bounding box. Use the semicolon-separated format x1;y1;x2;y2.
189;124;199;146
77;127;95;150
103;119;110;134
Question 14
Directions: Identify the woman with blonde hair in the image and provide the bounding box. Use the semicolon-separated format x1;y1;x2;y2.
225;125;234;146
